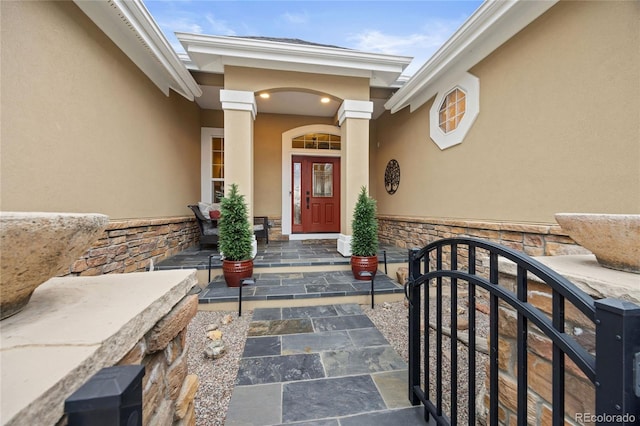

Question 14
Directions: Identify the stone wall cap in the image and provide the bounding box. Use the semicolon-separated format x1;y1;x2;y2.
378;215;559;235
498;255;640;305
0;269;197;426
107;216;194;230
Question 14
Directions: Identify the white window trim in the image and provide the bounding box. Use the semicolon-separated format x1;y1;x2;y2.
201;127;224;203
429;72;480;150
281;124;342;237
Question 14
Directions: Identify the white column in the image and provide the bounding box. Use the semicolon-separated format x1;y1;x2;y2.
220;89;258;257
337;100;373;256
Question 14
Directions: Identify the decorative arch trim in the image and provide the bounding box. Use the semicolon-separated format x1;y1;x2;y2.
281;124;342;237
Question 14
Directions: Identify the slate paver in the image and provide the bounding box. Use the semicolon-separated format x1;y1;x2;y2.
225;383;282;426
236;353;325;385
339;407;424;426
281;375;386;423
242;336;281;358
348;327;389;347
312;314;375;331
372;370;414;409
281;331;353;354
247;319;313;336
282;305;339;319
321;346;407;377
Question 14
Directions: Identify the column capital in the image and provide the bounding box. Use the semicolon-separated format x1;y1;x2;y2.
338;100;373;125
220;89;257;119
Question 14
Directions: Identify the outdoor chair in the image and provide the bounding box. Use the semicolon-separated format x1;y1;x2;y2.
253;216;269;245
188;205;270;249
188;205;219;249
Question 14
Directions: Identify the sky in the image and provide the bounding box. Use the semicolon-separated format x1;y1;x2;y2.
143;0;484;76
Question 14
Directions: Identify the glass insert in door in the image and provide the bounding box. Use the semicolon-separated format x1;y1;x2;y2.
312;163;333;197
293;162;302;225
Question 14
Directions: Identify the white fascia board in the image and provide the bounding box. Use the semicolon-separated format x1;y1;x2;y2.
73;0;201;101
177;33;412;87
385;0;559;114
178;52;198;71
187;45;374;79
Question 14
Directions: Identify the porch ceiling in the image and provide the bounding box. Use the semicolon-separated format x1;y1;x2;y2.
195;86;391;119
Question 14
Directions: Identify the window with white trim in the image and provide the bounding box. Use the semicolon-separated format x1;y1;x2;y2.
201;127;224;204
429;72;479;150
211;137;224;203
438;88;466;133
292;133;341;150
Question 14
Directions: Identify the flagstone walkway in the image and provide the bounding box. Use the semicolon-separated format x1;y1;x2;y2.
161;241;421;422
224;303;423;425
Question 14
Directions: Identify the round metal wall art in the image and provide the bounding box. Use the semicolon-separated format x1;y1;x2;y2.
384;159;400;194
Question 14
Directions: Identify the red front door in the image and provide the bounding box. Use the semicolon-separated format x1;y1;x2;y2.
292;156;340;233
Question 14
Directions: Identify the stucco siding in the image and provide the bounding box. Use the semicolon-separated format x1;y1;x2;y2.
224;66;370;101
254;113;335;216
201;109;224;128
374;0;640;224
1;1;201;219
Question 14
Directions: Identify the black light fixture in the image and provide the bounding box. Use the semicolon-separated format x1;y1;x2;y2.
65;365;145;426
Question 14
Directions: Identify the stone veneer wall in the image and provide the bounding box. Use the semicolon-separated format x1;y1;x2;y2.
378;215;587;257
254;216;581;249
384;216;600;424
397;217;638;425
62;216;199;276
2;270;198;426
486;259;639;425
116;294;199;426
55;293;199;426
265;216;285;241
483;268;595;425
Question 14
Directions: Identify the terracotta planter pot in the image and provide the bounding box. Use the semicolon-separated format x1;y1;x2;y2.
351;255;379;280
222;259;254;287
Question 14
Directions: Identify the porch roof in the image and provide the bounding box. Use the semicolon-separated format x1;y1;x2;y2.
74;0;565;122
176;33;413;88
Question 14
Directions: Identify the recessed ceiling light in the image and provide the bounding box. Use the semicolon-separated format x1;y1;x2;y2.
259;93;270;99
320;97;330;104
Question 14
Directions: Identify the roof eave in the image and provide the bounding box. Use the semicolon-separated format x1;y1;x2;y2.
74;0;202;100
385;0;559;114
177;33;413;88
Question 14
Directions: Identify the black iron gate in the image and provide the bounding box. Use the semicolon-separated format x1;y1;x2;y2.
405;238;640;425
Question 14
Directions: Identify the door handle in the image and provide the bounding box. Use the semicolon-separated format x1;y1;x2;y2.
306;197;310;209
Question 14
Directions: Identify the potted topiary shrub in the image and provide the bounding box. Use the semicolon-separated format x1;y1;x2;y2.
218;183;254;287
350;186;379;280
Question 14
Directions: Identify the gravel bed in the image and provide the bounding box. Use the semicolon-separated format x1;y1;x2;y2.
186;310;252;426
186;294;489;425
362;294;490;423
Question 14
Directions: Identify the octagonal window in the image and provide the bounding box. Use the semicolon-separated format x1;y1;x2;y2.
438;88;466;133
429;72;479;150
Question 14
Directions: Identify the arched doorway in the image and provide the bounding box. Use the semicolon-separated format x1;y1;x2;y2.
291;155;340;234
281;124;342;239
